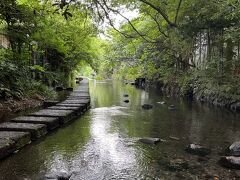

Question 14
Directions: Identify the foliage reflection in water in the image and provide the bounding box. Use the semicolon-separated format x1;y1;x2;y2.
0;80;240;179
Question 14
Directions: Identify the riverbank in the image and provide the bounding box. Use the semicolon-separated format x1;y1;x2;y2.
135;75;240;112
0;95;44;123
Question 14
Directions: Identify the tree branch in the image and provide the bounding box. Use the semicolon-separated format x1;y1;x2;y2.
174;0;183;24
101;0;157;43
147;12;169;38
138;0;177;27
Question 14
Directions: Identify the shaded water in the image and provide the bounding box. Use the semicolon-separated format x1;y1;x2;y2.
0;80;240;179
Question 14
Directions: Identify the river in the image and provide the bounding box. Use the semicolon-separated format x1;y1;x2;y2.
0;80;240;179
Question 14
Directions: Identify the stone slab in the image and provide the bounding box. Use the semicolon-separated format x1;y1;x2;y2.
30;109;75;124
0;131;31;150
70;93;89;96
69;95;90;99
0;122;47;140
47;106;84;116
62;99;90;105
48;106;81;110
56;103;86;107
11;116;60;131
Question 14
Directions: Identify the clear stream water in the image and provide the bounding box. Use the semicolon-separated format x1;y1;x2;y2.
0;80;240;180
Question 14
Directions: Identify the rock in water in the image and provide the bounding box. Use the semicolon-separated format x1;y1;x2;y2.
168;105;176;110
123;94;129;97
142;104;153;110
157;101;166;105
185;144;211;156
45;171;71;180
139;138;161;145
219;156;240;169
226;141;240;156
124;100;129;103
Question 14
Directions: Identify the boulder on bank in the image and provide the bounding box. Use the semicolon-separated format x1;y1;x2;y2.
226;141;240;156
185;144;211;156
139;138;161;145
142;104;153;110
219;156;240;169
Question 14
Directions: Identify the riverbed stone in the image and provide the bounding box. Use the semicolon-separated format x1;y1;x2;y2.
11;116;59;130
167;158;189;171
30;109;76;124
226;141;240;156
142;104;153;109
219;156;240;169
185;144;211;156
139;138;161;145
0;122;47;140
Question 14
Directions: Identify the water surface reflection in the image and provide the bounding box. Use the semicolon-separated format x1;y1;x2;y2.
0;80;239;179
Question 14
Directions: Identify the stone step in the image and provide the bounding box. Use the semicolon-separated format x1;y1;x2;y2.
62;99;90;105
30;109;76;124
0;131;31;159
0;122;47;140
56;103;86;108
67;98;90;101
11;116;59;131
70;93;89;96
47;106;84;116
67;96;90;99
